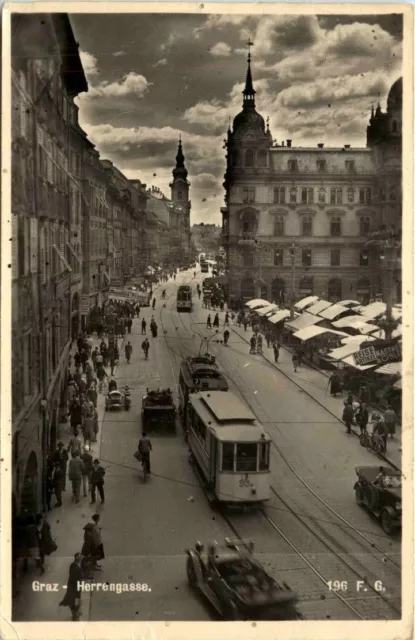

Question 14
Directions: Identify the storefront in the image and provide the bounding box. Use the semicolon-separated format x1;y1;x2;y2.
292;326;348;367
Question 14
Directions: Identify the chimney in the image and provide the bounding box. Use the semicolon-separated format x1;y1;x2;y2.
344;144;351;149
286;139;292;148
317;143;324;149
281;141;285;147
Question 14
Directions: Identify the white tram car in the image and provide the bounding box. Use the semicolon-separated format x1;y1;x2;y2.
187;390;271;505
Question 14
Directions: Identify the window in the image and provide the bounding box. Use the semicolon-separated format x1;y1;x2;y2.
359;216;370;235
232;150;240;166
302;216;312;236
302;248;312;266
236;443;257;472
245;149;254;167
258;149;267;167
307;188;314;203
301;188;307;204
274;248;283;266
274;216;284;236
318;188;326;204
330;188;336;204
290;187;297;203
331;249;340;266
328;278;342;302
259;443;270;471
243;248;254;267
222;443;235;471
347;187;354;203
273;187;285;204
346;160;355;172
288;159;298;172
336;188;343;204
271;277;285;302
330;216;341;236
242;186;255;203
177;191;183;201
359;251;369;267
359;187;371;204
299;276;313;295
317;160;326;173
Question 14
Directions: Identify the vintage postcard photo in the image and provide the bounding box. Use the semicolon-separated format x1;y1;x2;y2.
1;3;413;639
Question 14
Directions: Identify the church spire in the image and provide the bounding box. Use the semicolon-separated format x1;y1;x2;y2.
242;38;256;108
173;136;188;180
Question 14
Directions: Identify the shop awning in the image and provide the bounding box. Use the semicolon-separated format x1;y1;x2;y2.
256;303;279;316
306;300;333;315
318;304;350;320
285;312;324;332
338;300;361;308
246;299;269;309
345;321;380;335
328;342;368;360
378;307;402;322
341;335;375;345
342;355;377;371
294;295;319;311
359;302;387;319
375;362;402;376
293;326;348;342
268;309;291;324
332;315;364;328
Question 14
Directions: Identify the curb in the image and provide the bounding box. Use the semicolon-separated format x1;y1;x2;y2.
231;326;401;472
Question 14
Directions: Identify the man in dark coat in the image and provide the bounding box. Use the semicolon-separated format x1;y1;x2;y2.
342;401;355;434
356;402;369;436
53;442;68;491
329;372;342;396
90;459;106;504
59;553;84;620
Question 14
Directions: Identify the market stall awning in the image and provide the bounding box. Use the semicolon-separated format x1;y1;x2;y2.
268;309;291;324
341;335;375;345
359;302;387;319
332;315;364;328
392;325;402;338
293;326;348;342
256;303;279;316
294;296;319;311
393;378;402;389
318;304;350;320
342;355;377;371
375;362;402;376
306;300;333;315
328;342;369;360
378;307;402;322
285;312;324;332
338;300;361;308
345;321;380;335
246;299;269;309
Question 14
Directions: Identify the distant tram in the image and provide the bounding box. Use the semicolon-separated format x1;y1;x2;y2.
187;390;271;506
177;285;193;312
200;260;209;273
179;355;228;419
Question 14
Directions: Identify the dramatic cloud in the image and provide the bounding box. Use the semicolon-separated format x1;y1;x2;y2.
209;41;232;57
253;15;322;55
79;50;99;76
85;72;152;99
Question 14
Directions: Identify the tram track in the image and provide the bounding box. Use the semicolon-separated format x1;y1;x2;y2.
163;289;401;620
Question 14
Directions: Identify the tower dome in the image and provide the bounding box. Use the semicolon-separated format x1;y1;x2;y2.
232;47;265;136
387;77;402;112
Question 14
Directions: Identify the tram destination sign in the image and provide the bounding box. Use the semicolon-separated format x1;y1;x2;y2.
353;339;401;367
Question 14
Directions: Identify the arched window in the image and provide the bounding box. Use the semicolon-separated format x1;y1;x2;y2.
328;278;342;302
245;149;254;167
302;216;312;236
274;216;284;236
318;188;326;204
290;187;297;203
258;149;267;167
271;277;285;303
241;277;255;300
330;216;341;236
299;276;313;296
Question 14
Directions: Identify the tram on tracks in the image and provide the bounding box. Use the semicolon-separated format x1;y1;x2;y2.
177;285;193;312
200;259;209;273
179;355;228;419
186;390;271;506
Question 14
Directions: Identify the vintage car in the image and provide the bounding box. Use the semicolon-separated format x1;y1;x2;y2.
186;538;301;620
105;390;126;411
354;466;402;534
141;388;176;433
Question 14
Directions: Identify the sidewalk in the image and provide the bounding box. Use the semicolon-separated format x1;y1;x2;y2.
12;335;123;621
231;324;402;470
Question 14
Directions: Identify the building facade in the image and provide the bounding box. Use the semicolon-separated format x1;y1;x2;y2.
191;223;222;256
222;53;402;308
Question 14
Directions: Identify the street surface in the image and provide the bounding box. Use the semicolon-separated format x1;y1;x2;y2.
13;267;401;622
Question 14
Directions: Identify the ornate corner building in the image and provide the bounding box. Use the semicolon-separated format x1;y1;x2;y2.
221;53;402;308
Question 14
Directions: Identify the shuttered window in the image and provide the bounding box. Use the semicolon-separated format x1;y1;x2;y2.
12;215;18;280
40;225;46;283
30;218;38;273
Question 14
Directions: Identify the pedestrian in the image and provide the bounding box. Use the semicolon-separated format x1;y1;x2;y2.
67;380;77;409
356;402;369;436
52;463;64;507
384;405;397;439
125;341;133;363
87;382;98;408
141;338;150;359
206;314;212;329
90;459;106;504
96;363;107;393
152;297;156;310
53;442;68;491
329;372;342;397
250;335;256;354
91;514;105;568
346;392;354;406
92;407;99;443
91;347;99;371
223;329;230;346
59;553;84;621
82;415;94;448
68;452;84;503
127;317;132;334
45;456;54;511
342;401;354;434
80;445;93;498
243;319;248;332
224;312;229;326
256;334;263;354
110;355;118;376
213;313;219;328
292;353;299;372
372;413;388;452
273;343;280;363
68;430;83;458
35;513;56;574
141;318;147;335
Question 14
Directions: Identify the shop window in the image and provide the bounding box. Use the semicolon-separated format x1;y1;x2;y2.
331;249;340;266
301;248;312;266
274;216;284;236
330;217;341;236
245;149;254;167
302;216;312;236
236;443;257;472
359;216;370;235
274;248;283;266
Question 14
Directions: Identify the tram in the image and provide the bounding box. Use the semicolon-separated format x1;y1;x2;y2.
179;355;228;418
187;390;271;506
177;285;193;312
200;259;209;273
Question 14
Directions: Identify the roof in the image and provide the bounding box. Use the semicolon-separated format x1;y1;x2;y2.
318;304;350;320
359;302;387;319
375;362;401;376
338;300;361;308
342;355;377;371
306;300;333;315
328;343;367;361
268;309;291;324
294;326;348;341
256;304;279;316
332;315;364;328
341;335;375;345
294;296;319;310
285;312;324;332
246;299;269;309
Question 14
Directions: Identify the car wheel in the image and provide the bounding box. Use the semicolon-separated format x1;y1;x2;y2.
355;484;364;506
186;556;197;588
381;509;394;535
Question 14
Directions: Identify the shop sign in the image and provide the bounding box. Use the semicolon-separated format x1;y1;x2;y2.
353;339;401;367
80;295;90;315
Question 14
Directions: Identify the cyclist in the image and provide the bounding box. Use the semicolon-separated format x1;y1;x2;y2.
141;338;150;360
371;413;388;452
138;432;152;474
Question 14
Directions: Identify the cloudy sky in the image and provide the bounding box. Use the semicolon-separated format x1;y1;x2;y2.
71;12;403;224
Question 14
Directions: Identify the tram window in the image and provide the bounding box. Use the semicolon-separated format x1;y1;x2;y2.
236;443;258;472
259;443;270;470
222;443;235;471
194;414;206;445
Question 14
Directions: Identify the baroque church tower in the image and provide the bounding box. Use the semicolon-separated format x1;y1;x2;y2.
170;137;191;258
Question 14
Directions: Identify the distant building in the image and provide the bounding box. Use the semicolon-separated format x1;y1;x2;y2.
221;51;402;307
191;223;222;255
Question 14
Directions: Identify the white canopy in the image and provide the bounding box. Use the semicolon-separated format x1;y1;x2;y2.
338;300;361;308
294;295;319;310
285;312;324;332
341;335;375;345
378;307;402;322
328;342;369;360
318;304;351;320
307;300;333;315
342;355;377;371
359;302;387;319
332;315;364;328
375;362;401;376
268;309;291;324
245;299;269;309
346;321;380;335
256;303;279;316
293;326;348;342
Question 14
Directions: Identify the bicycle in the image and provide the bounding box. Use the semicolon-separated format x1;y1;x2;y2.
359;430;386;454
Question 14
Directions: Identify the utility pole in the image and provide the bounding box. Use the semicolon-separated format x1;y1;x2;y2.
290;243;296;320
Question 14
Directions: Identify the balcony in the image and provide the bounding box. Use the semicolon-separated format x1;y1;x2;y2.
237;231;257;245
